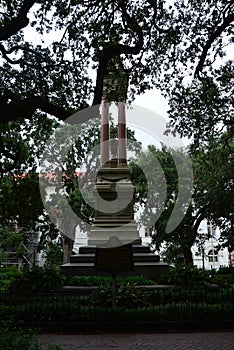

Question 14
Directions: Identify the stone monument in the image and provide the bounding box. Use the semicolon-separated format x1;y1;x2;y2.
61;59;168;280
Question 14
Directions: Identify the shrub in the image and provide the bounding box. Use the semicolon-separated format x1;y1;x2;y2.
90;281;149;308
43;241;63;268
211;273;234;287
66;275;154;287
158;266;212;287
67;275;111;287
0;319;62;350
9;266;65;295
0;266;20;292
117;275;154;286
217;266;234;276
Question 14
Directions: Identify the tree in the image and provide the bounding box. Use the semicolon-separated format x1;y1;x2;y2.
0;110;58;176
0;173;44;229
0;110;64;265
192;134;234;251
0;226;30;270
0;1;233;144
130;136;233;266
166;63;234;151
42;240;63;267
130;145;199;266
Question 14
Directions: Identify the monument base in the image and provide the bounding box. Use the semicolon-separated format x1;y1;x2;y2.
61;243;168;281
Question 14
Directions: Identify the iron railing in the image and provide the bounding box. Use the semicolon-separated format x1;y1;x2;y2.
1;287;234;325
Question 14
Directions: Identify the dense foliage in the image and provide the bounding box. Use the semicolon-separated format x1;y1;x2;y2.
9;265;65;295
0;319;62;350
130;140;233;266
0;0;233;145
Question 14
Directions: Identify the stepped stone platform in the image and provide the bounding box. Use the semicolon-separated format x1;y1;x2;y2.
61;244;168;280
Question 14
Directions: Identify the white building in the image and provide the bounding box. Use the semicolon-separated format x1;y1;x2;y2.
192;219;229;270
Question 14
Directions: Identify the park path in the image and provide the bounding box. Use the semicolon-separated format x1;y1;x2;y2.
39;332;234;349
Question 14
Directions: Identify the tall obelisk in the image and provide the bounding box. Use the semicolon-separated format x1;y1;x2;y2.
61;58;168;279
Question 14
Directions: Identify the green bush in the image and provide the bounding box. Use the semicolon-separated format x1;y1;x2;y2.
1;288;233;324
90;282;149;308
67;275;111;287
117;275;154;286
43;241;63;268
145;287;233;305
211;273;234;287
67;275;154;287
157;266;234;288
0;266;20;292
216;266;234;275
158;266;213;287
0;319;62;350
209;267;234;287
9;266;65;295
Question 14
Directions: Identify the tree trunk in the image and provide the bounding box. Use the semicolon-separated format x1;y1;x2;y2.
62;235;74;264
183;247;194;267
18;256;24;271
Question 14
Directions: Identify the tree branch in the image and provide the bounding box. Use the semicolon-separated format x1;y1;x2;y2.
0;0;37;41
0;96;71;123
0;43;45;65
194;209;207;232
0;43;23;64
195;13;234;76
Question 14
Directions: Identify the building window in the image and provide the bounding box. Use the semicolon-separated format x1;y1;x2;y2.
208;249;218;262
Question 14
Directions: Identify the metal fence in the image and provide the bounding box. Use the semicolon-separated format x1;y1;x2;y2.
1;287;234;326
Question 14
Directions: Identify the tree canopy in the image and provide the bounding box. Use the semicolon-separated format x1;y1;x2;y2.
192;134;234;250
130;140;233;266
0;0;233;149
130;145;198;265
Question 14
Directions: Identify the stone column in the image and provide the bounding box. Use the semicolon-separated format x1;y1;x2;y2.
118;100;127;166
100;99;110;166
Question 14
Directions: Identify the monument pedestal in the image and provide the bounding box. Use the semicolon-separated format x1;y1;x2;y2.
88;165;139;247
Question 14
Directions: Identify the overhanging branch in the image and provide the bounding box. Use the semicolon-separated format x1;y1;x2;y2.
0;0;37;41
194;209;207;232
195;13;234;77
0;43;23;64
0;96;71;123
